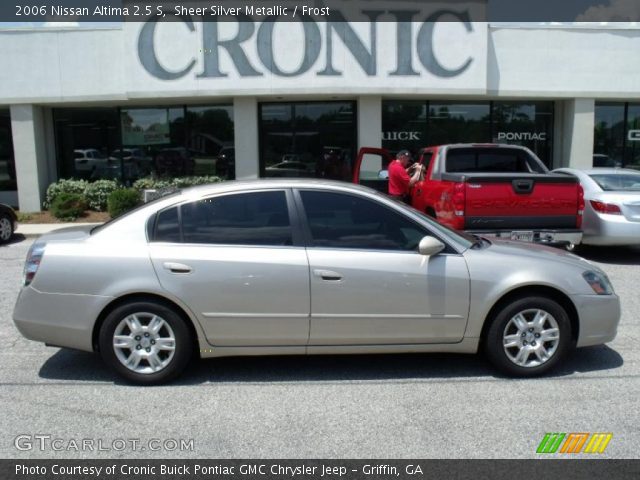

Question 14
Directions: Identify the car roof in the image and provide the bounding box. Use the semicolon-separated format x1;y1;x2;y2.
179;178;372;197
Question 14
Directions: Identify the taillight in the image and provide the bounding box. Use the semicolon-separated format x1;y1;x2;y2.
590;200;622;215
577;184;585;228
453;182;465;216
23;242;46;286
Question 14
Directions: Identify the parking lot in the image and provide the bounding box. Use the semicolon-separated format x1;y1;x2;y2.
1;236;638;459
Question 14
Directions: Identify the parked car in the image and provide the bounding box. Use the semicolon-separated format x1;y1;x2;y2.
13;180;620;384
354;144;584;249
592;154;621;168
553;167;640;245
73;149;109;173
91;163;141;183
0;203;17;244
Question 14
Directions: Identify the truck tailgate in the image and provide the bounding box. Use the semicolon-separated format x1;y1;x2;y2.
457;174;581;230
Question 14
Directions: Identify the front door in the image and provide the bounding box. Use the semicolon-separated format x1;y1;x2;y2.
297;189;470;345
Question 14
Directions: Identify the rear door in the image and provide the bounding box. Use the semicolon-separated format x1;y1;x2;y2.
148;189;311;347
352;147;394;193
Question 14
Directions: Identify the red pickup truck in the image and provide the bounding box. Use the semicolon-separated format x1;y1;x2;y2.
353;144;584;248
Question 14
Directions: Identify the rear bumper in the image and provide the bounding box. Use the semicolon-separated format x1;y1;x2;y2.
13;286;112;352
470;229;583;246
570;293;621;347
582;214;640;246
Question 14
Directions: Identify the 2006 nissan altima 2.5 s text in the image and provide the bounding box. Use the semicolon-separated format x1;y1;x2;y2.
13;180;620;384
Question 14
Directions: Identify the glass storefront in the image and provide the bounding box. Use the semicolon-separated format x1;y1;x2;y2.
0;109;16;192
382;100;554;168
54;105;234;183
594;102;640;168
259;101;356;181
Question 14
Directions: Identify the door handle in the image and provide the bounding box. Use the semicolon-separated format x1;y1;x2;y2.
163;262;193;274
313;269;343;281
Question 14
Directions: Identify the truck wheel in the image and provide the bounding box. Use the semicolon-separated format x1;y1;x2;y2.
485;296;572;377
99;301;193;384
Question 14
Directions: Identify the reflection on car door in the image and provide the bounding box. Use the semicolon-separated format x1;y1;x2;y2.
148;190;311;347
297;190;469;345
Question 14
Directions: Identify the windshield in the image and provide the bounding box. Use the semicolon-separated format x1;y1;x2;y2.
590;173;640;191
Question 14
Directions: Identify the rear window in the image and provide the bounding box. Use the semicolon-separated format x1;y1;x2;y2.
590;173;640;191
446;148;546;174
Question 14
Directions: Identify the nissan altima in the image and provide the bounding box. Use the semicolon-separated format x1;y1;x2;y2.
13;180;620;384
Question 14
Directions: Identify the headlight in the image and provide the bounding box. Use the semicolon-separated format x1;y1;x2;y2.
583;270;614;295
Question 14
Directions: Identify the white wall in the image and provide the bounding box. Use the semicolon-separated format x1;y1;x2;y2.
488;26;640;99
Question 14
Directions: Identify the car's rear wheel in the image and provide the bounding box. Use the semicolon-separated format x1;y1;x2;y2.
99;301;192;384
0;213;14;244
485;296;572;376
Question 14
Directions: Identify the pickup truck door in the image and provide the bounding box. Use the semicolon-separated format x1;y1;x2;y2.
353;147;394;193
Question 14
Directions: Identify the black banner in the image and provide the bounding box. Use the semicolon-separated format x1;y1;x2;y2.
2;460;640;480
2;0;640;23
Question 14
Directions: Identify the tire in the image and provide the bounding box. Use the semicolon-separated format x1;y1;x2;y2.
98;301;193;384
485;296;572;377
0;213;14;244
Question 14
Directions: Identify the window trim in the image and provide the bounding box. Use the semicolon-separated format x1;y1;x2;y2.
149;188;303;248
292;188;459;254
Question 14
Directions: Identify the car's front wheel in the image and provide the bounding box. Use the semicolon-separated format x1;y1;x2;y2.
98;301;193;384
485;296;572;376
0;213;14;244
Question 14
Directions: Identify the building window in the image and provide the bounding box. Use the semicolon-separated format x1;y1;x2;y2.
0;109;16;192
382;101;555;168
54;105;234;184
594;103;626;167
259;101;356;181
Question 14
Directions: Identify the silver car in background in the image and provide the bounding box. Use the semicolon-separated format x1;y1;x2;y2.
13;180;620;384
554;168;640;245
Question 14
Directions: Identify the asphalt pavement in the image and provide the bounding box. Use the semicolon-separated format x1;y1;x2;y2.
0;237;638;459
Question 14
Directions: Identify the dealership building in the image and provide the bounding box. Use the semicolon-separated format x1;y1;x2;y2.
1;14;639;210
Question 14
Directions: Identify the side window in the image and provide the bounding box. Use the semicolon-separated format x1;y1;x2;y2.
155;206;180;243
420;151;434;176
299;190;426;251
181;191;292;246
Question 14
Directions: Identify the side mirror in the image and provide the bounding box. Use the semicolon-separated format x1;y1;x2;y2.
418;236;445;256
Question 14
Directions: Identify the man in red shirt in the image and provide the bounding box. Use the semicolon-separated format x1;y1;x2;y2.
388;150;423;203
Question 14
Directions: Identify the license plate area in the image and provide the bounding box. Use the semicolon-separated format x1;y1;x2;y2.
510;230;534;242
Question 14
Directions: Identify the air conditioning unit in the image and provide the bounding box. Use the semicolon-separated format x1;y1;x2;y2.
142;189;159;203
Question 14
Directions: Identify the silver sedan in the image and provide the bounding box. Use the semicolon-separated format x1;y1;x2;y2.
554;168;640;246
13;180;620;384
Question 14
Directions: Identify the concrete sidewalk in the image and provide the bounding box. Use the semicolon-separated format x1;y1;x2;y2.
16;222;103;237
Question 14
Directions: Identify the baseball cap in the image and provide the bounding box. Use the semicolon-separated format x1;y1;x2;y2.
397;149;413;161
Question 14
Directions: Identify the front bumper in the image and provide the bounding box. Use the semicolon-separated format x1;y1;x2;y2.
570;293;621;347
471;229;583;247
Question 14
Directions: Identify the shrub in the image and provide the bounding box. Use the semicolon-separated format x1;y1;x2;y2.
132;177;172;191
84;179;119;212
44;179;89;209
170;175;221;188
107;189;141;218
50;193;87;221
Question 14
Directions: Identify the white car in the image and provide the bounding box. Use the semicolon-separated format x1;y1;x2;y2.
73;149;109;172
553;168;640;245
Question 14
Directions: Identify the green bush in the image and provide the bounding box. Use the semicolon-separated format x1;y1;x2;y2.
44;179;89;209
50;193;87;221
132;177;172;191
132;175;221;193
107;189;141;218
170;175;221;188
84;179;119;212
